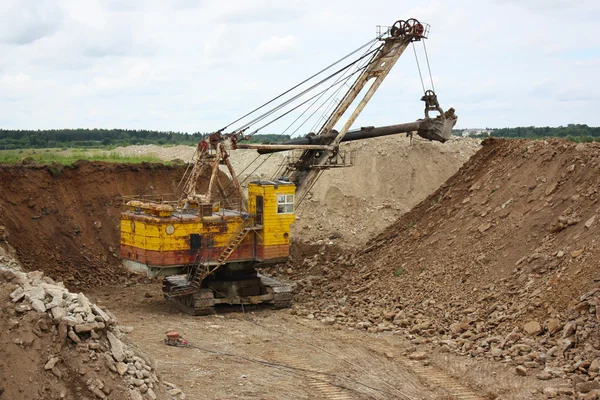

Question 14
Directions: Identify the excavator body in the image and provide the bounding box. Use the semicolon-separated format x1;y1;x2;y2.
120;180;295;314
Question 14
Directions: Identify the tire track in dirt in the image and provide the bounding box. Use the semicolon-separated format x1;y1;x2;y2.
405;360;485;400
262;350;354;400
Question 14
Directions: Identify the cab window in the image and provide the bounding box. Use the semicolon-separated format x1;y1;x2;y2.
277;194;295;214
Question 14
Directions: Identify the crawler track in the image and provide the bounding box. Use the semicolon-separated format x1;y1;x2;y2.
406;361;485;400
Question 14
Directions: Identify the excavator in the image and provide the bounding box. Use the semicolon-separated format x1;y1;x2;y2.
120;18;457;315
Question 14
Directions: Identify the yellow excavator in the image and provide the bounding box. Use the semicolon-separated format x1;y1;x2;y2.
120;18;457;315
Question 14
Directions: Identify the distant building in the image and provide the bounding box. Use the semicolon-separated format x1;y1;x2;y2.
459;129;491;137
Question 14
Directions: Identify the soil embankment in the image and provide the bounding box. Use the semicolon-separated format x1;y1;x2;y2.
0;162;188;287
288;138;600;394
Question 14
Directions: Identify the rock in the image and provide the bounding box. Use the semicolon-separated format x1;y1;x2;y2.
9;287;25;302
546;318;561;335
355;321;371;329
51;367;62;379
536;371;552;380
582;390;600;400
557;387;574;396
68;330;81;344
24;287;45;302
545;182;558;196
61;316;78;326
91;304;111;323
132;379;144;386
478;222;492;233
578;381;600;394
563;321;577;338
585;216;596;229
543;387;558;398
490;347;503;357
321;317;335;325
77;293;92;313
75;323;102;334
408;351;428;361
571;249;584;258
505;330;520;342
147;388;157;400
57;320;68;348
89;386;106;399
561;336;576;352
515;366;527;376
523;320;542;336
449;321;470;334
544;367;566;379
15;304;31;313
129;390;143;400
51;307;67;323
31;299;46;313
115;362;128;376
7;319;19;330
589;358;600;373
44;357;60;370
106;331;125;362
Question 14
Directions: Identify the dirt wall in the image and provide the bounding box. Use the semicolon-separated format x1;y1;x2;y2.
0;162;188;287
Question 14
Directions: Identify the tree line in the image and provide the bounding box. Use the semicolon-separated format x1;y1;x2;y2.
454;124;600;142
0;129;291;150
2;124;599;150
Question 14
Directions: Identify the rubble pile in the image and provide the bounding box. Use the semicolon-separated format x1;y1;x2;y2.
283;139;600;399
0;261;185;400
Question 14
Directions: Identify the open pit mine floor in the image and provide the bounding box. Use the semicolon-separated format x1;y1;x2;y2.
88;282;547;400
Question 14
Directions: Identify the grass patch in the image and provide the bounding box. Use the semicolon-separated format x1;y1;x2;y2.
394;267;405;277
0;148;164;165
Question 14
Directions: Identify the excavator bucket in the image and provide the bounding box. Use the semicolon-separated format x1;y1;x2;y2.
416;108;458;143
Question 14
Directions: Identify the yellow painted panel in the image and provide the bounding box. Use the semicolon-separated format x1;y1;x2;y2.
121;212;249;251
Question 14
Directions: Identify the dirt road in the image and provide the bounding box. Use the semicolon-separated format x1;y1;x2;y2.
89;282;547;400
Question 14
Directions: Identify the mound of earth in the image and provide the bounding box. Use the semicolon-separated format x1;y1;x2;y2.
295;135;480;246
287;139;600;393
0;260;184;400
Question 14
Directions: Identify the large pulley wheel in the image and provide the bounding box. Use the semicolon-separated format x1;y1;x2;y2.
390;18;424;38
390;20;405;38
405;18;424;37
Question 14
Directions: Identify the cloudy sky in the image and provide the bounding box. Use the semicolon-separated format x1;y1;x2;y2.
1;0;599;134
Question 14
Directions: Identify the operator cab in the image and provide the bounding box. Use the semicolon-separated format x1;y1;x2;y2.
247;179;296;262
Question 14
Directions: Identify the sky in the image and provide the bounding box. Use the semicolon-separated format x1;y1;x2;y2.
1;0;599;134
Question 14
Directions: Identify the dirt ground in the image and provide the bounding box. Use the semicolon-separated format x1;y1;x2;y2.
88;282;551;400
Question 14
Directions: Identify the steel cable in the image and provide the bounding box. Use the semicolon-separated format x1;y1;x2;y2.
232;48;380;135
222;37;382;133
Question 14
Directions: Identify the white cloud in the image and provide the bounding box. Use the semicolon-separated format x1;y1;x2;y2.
0;0;64;45
0;0;598;131
256;35;299;59
1;72;32;85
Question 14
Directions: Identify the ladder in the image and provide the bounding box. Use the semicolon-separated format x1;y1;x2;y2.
167;216;255;297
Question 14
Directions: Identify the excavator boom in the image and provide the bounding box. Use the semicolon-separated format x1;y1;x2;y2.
238;18;457;204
